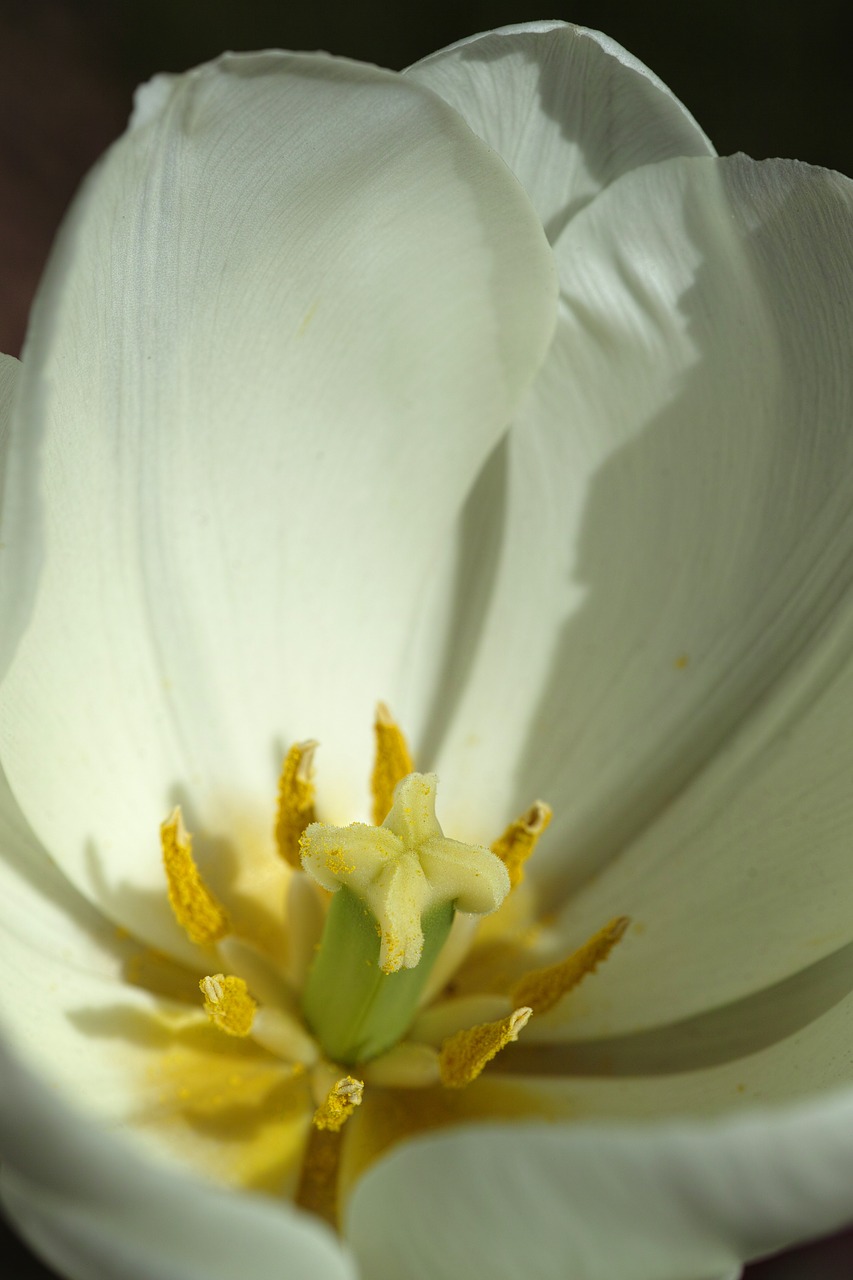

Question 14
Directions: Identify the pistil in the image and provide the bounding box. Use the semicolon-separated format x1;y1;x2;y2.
299;772;510;1064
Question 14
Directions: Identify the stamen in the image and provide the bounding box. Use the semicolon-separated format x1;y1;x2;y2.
161;807;230;946
252;1006;319;1066
312;1075;364;1132
199;973;257;1037
297;1071;366;1226
411;993;512;1046
510;916;630;1015
216;934;289;1009
371;702;414;825
418;912;480;1006
491;801;552;890
295;1130;343;1227
439;1007;532;1088
361;1042;441;1088
275;740;318;868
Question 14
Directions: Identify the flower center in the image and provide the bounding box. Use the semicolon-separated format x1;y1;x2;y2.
155;703;628;1224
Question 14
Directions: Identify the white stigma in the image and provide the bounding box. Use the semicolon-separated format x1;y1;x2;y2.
300;772;510;973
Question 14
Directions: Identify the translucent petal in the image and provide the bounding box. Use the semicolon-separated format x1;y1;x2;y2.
0;51;556;956
406;21;713;237
419;156;853;1026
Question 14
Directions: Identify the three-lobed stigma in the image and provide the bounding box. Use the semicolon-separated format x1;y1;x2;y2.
299;772;511;1064
300;772;510;974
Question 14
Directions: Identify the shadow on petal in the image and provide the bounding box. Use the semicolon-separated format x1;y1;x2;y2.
417;434;510;769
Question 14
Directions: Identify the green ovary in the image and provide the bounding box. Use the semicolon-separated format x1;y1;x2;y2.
302;887;454;1064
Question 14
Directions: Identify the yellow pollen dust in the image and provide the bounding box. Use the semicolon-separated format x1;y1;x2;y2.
510;915;630;1015
491;800;553;890
199;973;257;1037
312;1076;364;1132
439;1006;532;1088
161;807;230;946
275;740;318;868
371;701;414;825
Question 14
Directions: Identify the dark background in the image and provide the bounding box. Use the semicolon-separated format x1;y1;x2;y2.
1;1;852;1275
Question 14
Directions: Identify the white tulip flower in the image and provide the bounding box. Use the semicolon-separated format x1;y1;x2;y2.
2;19;853;1280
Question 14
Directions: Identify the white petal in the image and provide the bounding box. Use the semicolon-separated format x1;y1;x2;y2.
417;153;853;999
0;750;137;1004
0;1041;354;1280
0;765;137;1103
406;21;713;237
0;51;556;955
548;600;853;1035
346;1092;853;1280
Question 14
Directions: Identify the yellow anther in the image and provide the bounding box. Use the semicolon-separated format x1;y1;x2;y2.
491;801;552;890
439;1007;532;1089
312;1075;364;1132
510;916;630;1015
161;807;230;946
275;740;318;868
371;701;414;825
199;973;257;1037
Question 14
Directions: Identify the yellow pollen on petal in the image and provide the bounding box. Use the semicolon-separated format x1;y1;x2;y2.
275;740;318;868
491;800;553;889
371;701;414;825
312;1075;364;1133
161;807;230;946
439;1006;532;1089
510;915;630;1015
199;973;257;1037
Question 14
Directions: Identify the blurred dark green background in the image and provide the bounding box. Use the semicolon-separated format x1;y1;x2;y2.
1;0;852;1276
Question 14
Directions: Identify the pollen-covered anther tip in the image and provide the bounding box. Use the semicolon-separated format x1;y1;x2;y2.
371;701;415;826
439;1006;532;1089
200;973;257;1037
275;739;319;868
491;799;553;890
161;806;231;946
312;1075;364;1132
